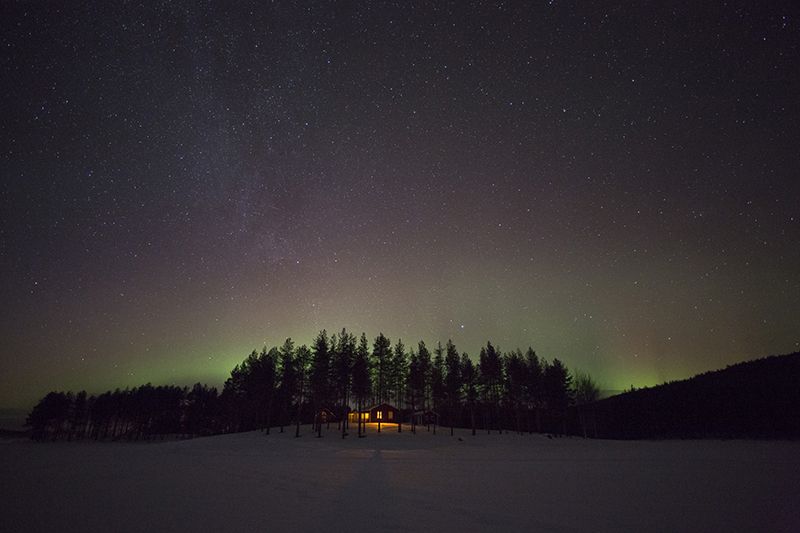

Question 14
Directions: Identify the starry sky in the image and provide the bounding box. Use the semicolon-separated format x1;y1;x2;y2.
2;1;799;409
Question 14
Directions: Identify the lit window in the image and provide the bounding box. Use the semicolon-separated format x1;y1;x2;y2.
377;411;383;420
388;411;393;420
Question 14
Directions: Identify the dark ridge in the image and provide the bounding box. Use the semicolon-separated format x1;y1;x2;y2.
588;352;800;439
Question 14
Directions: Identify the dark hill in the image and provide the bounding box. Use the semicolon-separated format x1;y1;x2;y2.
589;352;800;439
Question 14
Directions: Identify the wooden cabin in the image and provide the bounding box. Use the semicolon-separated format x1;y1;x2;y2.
347;403;399;424
316;407;336;425
411;409;439;426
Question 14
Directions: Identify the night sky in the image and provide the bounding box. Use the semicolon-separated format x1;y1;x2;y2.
2;2;798;409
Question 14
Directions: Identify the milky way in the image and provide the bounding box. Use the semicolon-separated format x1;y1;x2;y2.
2;2;798;408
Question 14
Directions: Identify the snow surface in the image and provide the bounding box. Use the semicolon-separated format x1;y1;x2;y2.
1;424;798;532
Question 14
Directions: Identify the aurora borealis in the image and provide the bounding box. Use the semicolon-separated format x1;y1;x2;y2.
1;2;798;409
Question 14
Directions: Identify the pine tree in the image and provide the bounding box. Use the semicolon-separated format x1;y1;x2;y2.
444;340;462;436
407;346;421;433
372;333;392;432
461;354;478;436
544;358;573;436
504;349;527;435
310;330;331;437
479;342;503;433
332;328;355;438
186;383;219;436
261;347;278;434
70;390;88;440
221;365;244;433
417;341;432;415
431;342;445;434
295;344;311;437
391;339;408;432
524;348;544;433
351;333;371;437
26;391;71;441
277;338;297;433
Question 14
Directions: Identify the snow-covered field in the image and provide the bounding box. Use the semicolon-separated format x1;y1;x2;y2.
1;424;798;532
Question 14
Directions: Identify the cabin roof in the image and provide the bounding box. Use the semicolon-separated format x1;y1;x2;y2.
358;403;398;412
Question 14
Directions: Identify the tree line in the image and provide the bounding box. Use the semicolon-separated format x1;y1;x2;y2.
26;329;601;441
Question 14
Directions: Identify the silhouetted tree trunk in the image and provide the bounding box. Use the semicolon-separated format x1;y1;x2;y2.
471;404;476;436
358;398;363;438
341;388;349;439
265;395;273;435
352;334;371;439
296;406;302;438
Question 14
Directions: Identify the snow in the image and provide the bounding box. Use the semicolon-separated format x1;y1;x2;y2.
1;424;798;532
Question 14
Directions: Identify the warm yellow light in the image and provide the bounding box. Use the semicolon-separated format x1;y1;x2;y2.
377;411;383;420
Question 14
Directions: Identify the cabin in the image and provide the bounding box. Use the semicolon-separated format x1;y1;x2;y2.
316;407;336;425
348;403;399;424
411;409;440;426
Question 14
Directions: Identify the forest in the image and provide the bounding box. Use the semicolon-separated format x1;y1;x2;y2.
29;330;798;442
26;329;601;441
